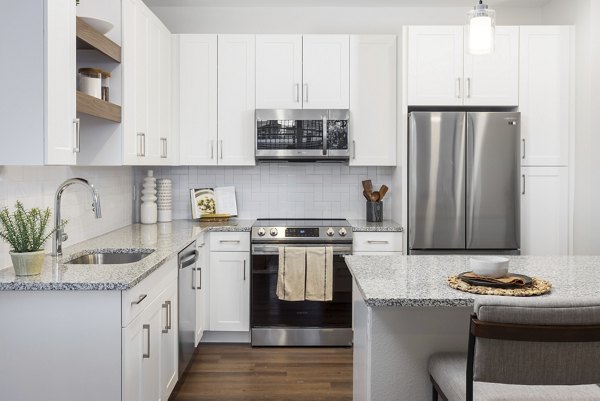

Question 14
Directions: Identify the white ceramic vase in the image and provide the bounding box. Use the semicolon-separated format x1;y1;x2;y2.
156;178;172;223
141;170;157;224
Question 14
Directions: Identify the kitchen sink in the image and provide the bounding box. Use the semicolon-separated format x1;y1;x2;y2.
65;250;154;265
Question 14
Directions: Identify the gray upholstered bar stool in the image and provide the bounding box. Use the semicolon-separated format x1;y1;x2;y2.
428;297;600;401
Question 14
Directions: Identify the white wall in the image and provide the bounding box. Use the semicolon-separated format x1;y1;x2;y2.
150;6;542;34
0;167;133;268
136;165;393;221
541;0;600;254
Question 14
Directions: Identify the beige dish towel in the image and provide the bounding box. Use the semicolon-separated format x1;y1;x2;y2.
305;246;333;302
276;247;306;301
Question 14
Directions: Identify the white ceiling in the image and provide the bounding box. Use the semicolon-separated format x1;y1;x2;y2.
145;0;550;7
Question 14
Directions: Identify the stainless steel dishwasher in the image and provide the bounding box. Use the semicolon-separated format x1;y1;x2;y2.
178;241;199;377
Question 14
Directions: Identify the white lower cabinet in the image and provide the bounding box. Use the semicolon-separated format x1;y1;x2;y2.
195;235;208;345
209;233;250;332
521;167;569;256
352;232;403;255
122;260;178;401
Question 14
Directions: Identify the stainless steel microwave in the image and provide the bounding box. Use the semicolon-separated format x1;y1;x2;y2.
255;109;350;161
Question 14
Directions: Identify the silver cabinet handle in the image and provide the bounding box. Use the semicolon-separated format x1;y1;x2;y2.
137;133;146;157
295;83;300;102
303;83;308;103
219;240;240;243
166;300;172;331
162;302;169;333
160;137;167;158
456;78;461;98
136;133;143;156
243;259;246;281
142;324;150;359
198;267;202;290
219;140;223;159
210;140;214;159
352;140;356;159
466;78;471;98
522;138;526;160
131;294;147;305
191;266;197;290
522;174;526;195
73;118;80;153
367;240;389;244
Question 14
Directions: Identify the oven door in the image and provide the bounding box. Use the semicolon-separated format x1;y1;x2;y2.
250;243;352;330
255;109;349;160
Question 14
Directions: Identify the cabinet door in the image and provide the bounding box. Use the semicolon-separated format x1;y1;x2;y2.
159;280;178;401
217;35;256;166
255;35;302;109
521;167;569;256
520;26;571;166
463;26;519;106
407;26;464;106
349;35;397;166
46;0;77;165
158;23;172;164
302;35;350;109
123;0;149;165
209;251;249;332
178;34;218;165
145;14;162;164
195;239;207;345
122;296;162;401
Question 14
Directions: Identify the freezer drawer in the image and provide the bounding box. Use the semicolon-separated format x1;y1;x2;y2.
409;112;466;250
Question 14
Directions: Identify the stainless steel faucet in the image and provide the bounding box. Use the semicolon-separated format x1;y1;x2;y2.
52;178;102;256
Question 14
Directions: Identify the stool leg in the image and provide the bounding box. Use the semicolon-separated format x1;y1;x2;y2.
432;385;438;401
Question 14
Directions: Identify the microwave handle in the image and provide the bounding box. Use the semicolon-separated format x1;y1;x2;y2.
322;115;328;156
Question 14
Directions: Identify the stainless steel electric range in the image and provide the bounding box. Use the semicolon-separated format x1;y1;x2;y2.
250;218;353;347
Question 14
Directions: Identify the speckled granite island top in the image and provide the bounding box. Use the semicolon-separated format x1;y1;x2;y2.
349;219;403;232
0;219;253;291
345;255;600;307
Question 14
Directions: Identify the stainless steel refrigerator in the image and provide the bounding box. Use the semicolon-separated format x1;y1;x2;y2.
408;111;520;254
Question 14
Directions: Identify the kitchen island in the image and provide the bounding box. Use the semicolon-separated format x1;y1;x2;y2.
345;255;600;401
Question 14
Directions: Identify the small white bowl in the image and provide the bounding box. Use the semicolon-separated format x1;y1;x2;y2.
469;256;509;278
79;17;114;35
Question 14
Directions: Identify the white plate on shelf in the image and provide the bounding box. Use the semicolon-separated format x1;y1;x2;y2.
79;17;114;35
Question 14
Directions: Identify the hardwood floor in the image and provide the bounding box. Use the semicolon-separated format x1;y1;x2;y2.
170;343;353;401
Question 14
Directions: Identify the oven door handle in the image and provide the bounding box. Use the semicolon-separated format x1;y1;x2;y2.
251;244;352;256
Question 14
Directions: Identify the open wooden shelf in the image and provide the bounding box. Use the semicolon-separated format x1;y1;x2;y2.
76;17;121;63
76;91;121;122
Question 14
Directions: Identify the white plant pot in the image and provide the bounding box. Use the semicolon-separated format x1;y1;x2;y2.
10;250;45;276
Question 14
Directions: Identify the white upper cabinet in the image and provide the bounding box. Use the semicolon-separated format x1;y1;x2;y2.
176;34;218;165
464;26;519;106
0;0;77;165
123;0;172;166
349;35;397;166
302;35;350;109
408;26;464;106
520;26;571;166
521;167;569;255
217;35;256;166
256;35;303;109
256;34;349;109
408;26;519;106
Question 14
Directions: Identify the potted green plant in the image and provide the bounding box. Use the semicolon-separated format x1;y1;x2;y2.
0;201;63;276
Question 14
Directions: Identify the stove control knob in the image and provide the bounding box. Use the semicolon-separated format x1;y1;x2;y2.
257;228;266;237
338;228;347;237
270;228;279;237
326;227;335;237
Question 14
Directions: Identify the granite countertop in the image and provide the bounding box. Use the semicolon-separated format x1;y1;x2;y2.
0;219;254;291
345;255;600;307
349;219;403;232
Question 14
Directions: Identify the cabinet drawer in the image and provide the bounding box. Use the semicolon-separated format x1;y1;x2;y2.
209;232;250;252
353;232;403;253
122;257;178;327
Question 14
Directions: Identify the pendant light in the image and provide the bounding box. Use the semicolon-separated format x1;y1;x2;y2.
467;0;496;55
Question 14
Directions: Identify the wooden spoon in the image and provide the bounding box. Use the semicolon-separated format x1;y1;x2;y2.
370;192;380;202
379;185;389;200
362;180;373;193
363;191;371;201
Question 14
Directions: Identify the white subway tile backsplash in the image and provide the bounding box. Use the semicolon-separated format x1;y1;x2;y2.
0;166;133;269
138;164;394;221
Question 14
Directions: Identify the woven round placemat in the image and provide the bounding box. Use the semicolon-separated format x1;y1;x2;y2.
448;275;552;296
